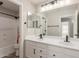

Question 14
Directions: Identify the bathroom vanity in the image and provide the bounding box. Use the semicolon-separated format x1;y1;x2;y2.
25;3;79;58
25;36;79;58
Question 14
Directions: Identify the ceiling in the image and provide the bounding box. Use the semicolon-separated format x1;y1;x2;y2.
29;0;52;5
0;0;56;12
0;0;19;12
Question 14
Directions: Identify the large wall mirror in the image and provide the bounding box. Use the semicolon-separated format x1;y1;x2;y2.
27;4;79;39
41;4;79;39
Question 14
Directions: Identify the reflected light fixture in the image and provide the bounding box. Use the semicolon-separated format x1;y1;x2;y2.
41;0;58;7
40;0;64;12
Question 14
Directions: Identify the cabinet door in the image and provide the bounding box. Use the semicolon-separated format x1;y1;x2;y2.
31;45;39;58
54;52;71;58
63;48;79;58
25;41;38;58
37;47;48;54
25;42;33;58
48;51;71;58
48;46;72;58
37;47;47;58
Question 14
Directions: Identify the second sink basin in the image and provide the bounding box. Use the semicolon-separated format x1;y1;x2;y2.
59;41;74;47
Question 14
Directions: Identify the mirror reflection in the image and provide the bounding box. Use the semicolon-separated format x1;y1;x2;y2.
61;16;74;38
27;4;79;39
27;13;47;36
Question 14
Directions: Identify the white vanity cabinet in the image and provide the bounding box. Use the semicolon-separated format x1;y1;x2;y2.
48;45;79;58
47;46;72;58
48;52;71;58
25;40;79;58
25;41;37;58
25;43;38;58
25;40;48;58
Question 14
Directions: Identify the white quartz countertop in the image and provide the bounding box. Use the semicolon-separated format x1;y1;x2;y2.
25;36;79;51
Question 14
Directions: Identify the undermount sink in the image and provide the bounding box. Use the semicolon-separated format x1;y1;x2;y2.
59;41;74;47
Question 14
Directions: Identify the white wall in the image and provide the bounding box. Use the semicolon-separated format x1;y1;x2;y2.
19;0;36;57
44;4;78;36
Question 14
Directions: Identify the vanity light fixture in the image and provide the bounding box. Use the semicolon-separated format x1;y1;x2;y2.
41;0;58;7
40;0;63;12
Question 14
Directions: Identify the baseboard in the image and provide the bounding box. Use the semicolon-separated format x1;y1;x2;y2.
0;44;15;57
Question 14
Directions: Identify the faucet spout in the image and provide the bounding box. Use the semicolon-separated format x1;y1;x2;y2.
39;34;43;39
64;35;70;42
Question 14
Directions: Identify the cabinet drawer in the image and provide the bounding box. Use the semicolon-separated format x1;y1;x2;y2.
35;42;48;49
26;40;48;49
38;54;47;58
63;48;79;58
48;45;64;53
37;47;48;55
25;40;48;58
48;52;72;58
48;45;79;58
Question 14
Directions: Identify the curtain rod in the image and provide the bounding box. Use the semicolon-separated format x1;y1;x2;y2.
0;11;19;19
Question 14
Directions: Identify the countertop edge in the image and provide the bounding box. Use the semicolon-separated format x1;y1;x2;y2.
25;39;79;51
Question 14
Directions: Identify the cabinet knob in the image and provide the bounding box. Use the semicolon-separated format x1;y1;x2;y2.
40;50;42;52
40;56;42;58
53;54;56;56
33;49;36;54
24;22;26;24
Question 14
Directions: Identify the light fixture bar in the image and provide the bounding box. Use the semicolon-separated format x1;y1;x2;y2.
41;0;58;7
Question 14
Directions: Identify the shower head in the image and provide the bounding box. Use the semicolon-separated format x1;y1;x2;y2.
0;1;3;6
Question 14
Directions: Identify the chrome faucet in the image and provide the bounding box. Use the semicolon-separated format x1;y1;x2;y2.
64;35;70;42
39;34;43;39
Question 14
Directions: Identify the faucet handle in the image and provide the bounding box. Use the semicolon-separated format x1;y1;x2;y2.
39;34;43;39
